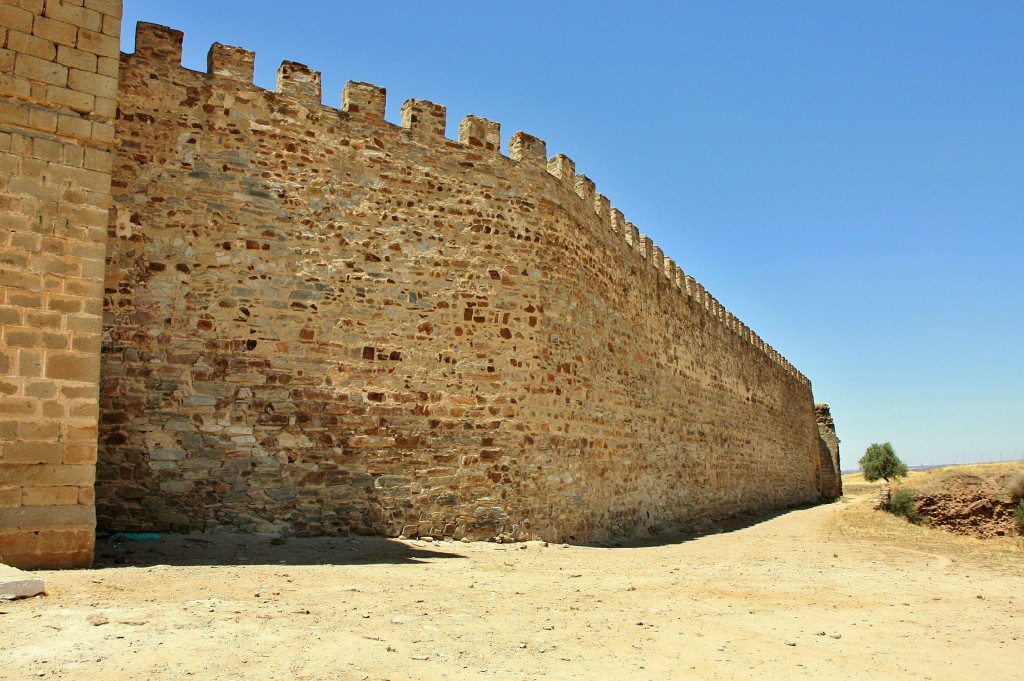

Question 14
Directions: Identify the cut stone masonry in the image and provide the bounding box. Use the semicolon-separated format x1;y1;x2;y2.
1;0;122;569
1;4;841;568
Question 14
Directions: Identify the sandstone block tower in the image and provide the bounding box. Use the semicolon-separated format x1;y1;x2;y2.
2;3;841;569
1;0;121;568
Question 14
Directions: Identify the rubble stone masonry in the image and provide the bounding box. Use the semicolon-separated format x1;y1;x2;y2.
815;403;842;500
96;21;839;544
2;8;840;567
0;0;121;568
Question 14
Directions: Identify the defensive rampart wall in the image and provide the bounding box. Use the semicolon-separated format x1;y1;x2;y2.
94;22;836;543
1;6;840;568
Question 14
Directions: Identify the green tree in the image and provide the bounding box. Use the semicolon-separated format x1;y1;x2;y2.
859;442;908;483
859;442;908;503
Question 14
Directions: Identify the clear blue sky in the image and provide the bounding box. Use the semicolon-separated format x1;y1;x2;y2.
120;1;1024;469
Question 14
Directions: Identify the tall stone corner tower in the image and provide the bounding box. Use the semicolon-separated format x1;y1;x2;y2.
814;402;842;500
0;0;123;568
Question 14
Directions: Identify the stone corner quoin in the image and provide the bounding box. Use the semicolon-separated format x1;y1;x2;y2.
0;3;841;569
0;0;122;570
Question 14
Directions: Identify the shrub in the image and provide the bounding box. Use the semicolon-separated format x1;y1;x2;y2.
1014;502;1024;533
886;487;923;524
1007;473;1024;502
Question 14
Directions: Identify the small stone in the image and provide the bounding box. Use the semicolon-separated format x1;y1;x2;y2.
421;536;433;543
0;566;45;600
87;614;109;626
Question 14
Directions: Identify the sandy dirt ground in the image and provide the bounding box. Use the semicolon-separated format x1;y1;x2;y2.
2;493;1021;680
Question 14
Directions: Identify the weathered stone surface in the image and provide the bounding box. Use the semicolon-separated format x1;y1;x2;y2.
815;403;842;501
1;6;841;566
94;19;839;544
0;0;121;569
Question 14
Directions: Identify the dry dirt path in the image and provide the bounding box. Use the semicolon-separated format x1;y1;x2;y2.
2;496;1020;680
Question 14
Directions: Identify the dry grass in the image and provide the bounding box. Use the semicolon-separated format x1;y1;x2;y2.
839;471;888;497
908;460;1024;497
830;463;1024;573
1006;471;1024;501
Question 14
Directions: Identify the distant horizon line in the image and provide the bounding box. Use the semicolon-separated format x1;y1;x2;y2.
840;456;1024;475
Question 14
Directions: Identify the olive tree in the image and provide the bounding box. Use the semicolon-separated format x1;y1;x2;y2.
859;442;908;502
859;442;908;482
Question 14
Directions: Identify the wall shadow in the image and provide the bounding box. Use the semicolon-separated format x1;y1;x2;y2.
92;500;839;568
93;533;465;569
583;501;830;550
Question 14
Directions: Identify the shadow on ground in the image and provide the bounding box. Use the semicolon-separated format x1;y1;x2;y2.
590;501;829;549
92;500;837;568
93;533;466;569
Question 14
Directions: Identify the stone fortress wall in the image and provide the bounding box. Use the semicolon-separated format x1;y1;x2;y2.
1;3;841;568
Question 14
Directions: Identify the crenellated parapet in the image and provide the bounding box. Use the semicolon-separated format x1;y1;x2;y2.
115;19;806;392
96;19;829;543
